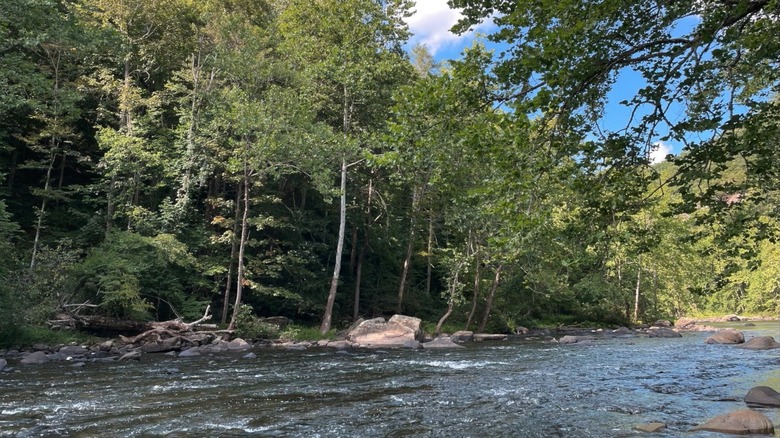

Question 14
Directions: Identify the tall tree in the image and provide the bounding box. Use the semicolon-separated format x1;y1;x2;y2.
278;0;414;333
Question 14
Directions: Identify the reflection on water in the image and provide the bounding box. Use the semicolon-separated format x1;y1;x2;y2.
1;323;778;437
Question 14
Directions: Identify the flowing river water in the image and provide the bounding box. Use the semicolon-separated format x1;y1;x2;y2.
1;322;778;437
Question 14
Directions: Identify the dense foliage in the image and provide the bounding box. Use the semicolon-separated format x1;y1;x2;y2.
0;0;776;342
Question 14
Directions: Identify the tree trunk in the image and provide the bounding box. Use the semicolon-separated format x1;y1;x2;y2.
396;187;420;313
435;260;464;336
477;264;503;333
426;209;434;296
30;150;57;270
353;178;373;321
633;255;642;322
321;157;347;334
465;247;481;330
228;163;251;331
221;183;242;324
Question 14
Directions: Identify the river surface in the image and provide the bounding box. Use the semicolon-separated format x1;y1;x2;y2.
1;322;778;437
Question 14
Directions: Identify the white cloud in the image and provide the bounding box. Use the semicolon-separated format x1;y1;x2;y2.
406;0;492;55
650;141;672;164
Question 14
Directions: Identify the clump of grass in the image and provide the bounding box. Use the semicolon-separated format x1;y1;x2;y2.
0;325;100;349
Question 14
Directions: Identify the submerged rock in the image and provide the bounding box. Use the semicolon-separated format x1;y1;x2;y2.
422;336;463;349
691;409;774;435
558;335;597;344
745;386;780;408
705;329;745;344
634;422;666;433
178;347;201;357
736;336;780;350
472;333;508;341
118;351;142;361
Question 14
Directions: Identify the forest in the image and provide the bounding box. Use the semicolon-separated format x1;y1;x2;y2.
0;0;777;344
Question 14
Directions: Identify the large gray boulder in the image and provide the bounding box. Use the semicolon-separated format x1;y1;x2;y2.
736;336;780;350
745;386;780;408
227;338;250;351
347;315;421;348
20;351;50;365
0;358;7;371
648;327;682;338
691;409;774;435
705;329;745;344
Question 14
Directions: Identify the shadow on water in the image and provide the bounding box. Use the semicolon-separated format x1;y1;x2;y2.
1;322;779;437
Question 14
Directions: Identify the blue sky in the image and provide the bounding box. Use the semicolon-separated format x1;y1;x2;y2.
405;0;680;164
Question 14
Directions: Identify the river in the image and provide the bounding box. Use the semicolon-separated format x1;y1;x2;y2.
1;322;778;437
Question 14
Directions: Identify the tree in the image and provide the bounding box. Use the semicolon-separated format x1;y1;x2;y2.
278;0;414;333
452;0;780;216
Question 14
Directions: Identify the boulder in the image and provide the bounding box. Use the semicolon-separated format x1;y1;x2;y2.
514;326;530;335
178;347;201;357
328;340;351;350
0;358;7;371
202;340;229;353
316;340;330;347
58;345;89;357
653;320;672;328
558;335;580;344
612;326;634;335
736;336;780;350
648;327;682;338
634;423;666;433
118;351;142;361
691;409;774;435
674;317;697;329
422;337;464;349
388;315;422;338
705;329;745;344
347;317;417;347
403;340;422;350
745;386;780;408
227;338;250;350
243;352;257;359
20;351;50;365
142;336;181;353
472;333;508;341
723;314;742;322
450;331;474;342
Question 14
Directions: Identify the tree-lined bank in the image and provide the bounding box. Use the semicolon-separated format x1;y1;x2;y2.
0;0;777;345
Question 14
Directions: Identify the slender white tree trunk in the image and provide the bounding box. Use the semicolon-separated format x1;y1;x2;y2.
321;157;347;333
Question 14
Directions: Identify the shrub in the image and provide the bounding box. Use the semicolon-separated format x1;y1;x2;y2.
234;305;279;340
